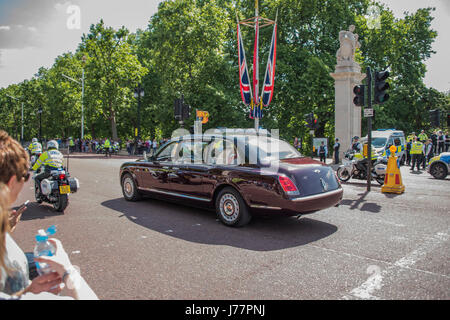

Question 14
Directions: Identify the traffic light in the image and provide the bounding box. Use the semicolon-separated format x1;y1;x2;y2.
174;98;182;121
312;117;319;130
182;103;191;120
374;70;390;104
429;109;440;127
353;85;365;106
305;113;314;129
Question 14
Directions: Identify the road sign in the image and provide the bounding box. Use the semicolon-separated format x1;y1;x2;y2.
364;108;374;117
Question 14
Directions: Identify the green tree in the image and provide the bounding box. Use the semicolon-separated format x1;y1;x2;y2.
79;20;148;140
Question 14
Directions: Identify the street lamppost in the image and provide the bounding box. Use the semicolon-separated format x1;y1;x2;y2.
62;55;86;139
134;84;144;154
6;94;24;144
37;106;43;141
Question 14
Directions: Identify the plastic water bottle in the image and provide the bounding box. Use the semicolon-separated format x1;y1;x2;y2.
33;225;57;275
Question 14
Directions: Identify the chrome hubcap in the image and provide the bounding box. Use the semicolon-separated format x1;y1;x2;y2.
124;178;134;197
220;194;239;222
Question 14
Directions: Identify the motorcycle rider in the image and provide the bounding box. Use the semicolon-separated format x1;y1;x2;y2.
351;136;363;154
27;138;42;164
352;138;377;176
32;140;64;196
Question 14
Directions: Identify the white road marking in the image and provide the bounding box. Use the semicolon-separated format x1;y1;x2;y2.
344;229;450;300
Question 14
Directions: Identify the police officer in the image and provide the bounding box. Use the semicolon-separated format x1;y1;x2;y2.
28;138;42;157
437;130;445;154
410;136;424;172
351;136;363;153
407;132;416;143
418;130;428;143
318;141;327;163
68;137;75;153
406;132;416;166
423;139;434;169
32;140;64;196
103;138;111;157
333;138;340;164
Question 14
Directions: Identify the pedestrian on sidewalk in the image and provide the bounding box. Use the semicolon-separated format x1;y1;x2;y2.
319;142;327;163
333;138;340;164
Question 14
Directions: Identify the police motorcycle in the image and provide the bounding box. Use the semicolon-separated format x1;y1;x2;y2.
112;142;119;155
336;149;387;185
32;141;80;212
27;138;43;168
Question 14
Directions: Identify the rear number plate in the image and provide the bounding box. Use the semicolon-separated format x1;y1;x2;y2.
59;185;71;194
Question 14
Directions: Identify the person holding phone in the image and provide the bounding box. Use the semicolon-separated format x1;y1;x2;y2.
0;131;98;300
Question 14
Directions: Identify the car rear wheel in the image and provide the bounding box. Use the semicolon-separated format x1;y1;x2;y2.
430;163;448;180
215;187;251;227
122;173;142;201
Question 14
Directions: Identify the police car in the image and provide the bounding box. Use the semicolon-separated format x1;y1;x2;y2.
427;152;450;179
361;129;406;165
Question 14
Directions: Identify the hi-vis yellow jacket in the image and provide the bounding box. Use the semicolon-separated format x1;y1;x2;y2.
28;142;42;154
410;141;424;155
32;149;64;171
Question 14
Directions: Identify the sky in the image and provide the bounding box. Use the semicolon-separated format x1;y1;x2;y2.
0;0;449;92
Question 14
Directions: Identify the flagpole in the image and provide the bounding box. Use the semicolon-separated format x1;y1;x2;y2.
254;0;259;130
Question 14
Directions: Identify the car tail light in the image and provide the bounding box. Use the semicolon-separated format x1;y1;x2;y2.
59;174;66;180
278;176;300;196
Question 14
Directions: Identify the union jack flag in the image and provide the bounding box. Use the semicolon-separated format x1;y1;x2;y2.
237;20;252;106
261;23;277;107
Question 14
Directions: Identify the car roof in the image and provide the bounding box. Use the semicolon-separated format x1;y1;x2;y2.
170;132;277;142
365;130;405;138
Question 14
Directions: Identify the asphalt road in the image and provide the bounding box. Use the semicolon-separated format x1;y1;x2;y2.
10;154;450;300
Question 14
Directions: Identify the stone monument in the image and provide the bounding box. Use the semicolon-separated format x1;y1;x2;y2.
330;25;365;161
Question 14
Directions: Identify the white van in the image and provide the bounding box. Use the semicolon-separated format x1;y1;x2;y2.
362;129;406;165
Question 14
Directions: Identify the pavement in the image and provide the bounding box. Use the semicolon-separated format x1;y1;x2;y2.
10;155;450;300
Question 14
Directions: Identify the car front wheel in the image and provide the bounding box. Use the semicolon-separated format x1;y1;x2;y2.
215;187;251;227
430;163;448;180
121;173;142;201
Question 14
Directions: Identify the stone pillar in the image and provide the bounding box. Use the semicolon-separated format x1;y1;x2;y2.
330;25;365;162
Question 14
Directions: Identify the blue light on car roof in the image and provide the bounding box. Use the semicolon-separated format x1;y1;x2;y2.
377;128;396;131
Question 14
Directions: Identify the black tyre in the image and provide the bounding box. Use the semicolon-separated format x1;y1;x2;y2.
215;187;251;227
336;167;351;182
34;183;43;204
376;175;385;185
430;162;448;180
53;194;68;212
121;173;142;201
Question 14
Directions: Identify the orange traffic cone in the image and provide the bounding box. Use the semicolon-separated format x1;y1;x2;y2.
381;145;405;194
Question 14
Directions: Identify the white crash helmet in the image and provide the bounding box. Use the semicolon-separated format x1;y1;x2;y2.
47;140;59;150
32;138;38;143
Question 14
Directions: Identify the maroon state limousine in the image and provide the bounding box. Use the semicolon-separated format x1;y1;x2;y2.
119;132;343;227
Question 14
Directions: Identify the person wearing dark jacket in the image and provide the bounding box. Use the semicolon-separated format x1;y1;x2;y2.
333;139;340;164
